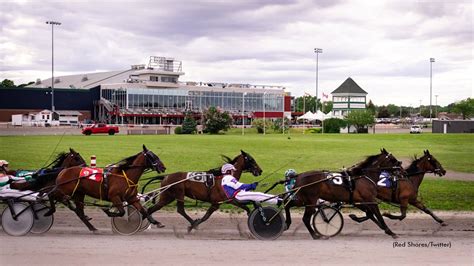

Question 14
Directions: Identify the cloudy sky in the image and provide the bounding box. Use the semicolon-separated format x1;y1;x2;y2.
1;0;472;106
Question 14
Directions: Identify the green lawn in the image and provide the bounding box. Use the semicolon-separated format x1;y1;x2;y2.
0;133;473;210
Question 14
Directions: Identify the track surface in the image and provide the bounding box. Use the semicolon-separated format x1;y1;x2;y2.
1;208;473;265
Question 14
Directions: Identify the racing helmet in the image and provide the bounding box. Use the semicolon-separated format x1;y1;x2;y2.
0;160;9;167
221;163;237;174
285;169;297;179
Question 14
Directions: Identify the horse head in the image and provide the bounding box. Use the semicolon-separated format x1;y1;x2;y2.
418;150;446;176
142;145;166;173
61;148;87;168
238;150;262;176
374;148;403;172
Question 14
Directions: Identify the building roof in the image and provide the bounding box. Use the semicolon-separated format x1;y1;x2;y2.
28;69;136;89
55;110;83;116
331;77;367;94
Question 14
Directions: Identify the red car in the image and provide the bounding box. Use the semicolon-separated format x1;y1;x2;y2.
82;123;119;135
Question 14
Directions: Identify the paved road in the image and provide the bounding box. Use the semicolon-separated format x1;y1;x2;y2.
1;209;472;265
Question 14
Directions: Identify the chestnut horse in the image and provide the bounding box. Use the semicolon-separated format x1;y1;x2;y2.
46;145;166;232
143;150;262;231
284;149;402;239
10;148;86;191
350;150;447;225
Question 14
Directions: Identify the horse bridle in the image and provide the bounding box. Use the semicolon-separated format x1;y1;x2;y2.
143;150;165;173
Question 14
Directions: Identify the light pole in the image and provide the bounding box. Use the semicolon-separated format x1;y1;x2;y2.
263;91;267;135
46;21;61;112
429;58;435;121
314;48;323;113
419;99;422;116
435;94;439;119
242;92;247;135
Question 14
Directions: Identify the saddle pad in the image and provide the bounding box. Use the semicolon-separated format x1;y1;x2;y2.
327;172;344;185
79;168;104;182
186;172;213;182
377;171;392;188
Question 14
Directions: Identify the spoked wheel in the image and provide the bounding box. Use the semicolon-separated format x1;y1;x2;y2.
312;205;344;237
1;202;34;236
30;203;54;234
111;205;142;235
248;206;285;240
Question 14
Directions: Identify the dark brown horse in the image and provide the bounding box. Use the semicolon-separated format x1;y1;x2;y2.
349;150;447;225
46;145;166;232
284;148;402;239
143;150;262;231
10;148;86;191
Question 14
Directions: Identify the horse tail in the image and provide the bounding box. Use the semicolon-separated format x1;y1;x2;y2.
141;174;167;194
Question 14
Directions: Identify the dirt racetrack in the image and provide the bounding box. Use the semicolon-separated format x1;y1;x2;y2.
1;208;473;265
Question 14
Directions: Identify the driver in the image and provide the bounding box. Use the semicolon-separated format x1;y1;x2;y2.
0;160;40;201
220;163;281;205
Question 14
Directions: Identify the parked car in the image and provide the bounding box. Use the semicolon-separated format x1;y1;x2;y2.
82;123;119;135
410;125;422;134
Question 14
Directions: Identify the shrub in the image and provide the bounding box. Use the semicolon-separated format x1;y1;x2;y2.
203;106;233;134
272;117;290;133
174;126;182;134
251;119;273;134
304;128;322;134
323;118;346;133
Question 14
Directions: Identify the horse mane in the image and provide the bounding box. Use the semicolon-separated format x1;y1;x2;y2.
406;155;421;174
348;154;381;175
51;152;68;168
207;154;241;176
115;152;141;170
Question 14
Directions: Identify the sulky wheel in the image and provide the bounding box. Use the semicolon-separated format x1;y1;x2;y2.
139;218;151;232
1;202;34;236
248;206;285;240
111;205;142;235
30;203;54;234
312;205;344;237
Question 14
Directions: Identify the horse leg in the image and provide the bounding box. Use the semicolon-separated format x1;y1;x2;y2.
411;200;446;225
348;204;371;223
233;201;251;216
146;194;176;228
71;193;97;231
129;200;164;228
44;195;57;216
302;206;321;240
367;205;398;238
383;198;408;221
176;199;196;225
188;203;220;232
103;196;125;217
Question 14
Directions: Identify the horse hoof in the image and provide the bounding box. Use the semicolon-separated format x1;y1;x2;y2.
85;216;92;221
348;214;357;220
156;222;165;229
391;234;399;239
441;222;448;226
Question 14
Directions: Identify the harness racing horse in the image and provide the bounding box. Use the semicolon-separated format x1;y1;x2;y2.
348;150;447;225
284;148;402;239
46;145;166;232
144;150;262;231
10;148;86;191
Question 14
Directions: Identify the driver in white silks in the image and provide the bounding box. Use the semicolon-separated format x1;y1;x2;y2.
220;163;282;205
0;160;40;201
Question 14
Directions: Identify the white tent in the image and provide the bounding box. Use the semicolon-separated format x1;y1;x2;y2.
297;111;316;121
313;111;333;121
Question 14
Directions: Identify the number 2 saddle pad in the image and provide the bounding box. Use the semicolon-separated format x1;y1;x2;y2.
79;167;104;182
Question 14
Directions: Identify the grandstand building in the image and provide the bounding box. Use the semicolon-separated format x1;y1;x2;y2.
0;56;292;125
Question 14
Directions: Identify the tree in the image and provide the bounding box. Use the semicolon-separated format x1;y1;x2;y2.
0;79;15;88
386;104;399;117
366;100;376;115
452;98;474;119
251;119;273;134
345;110;375;133
322;101;333;114
294;96;321;112
203;106;233;134
182;113;197;134
377;106;390;118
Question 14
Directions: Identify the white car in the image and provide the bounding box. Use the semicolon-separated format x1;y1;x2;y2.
410;125;422;134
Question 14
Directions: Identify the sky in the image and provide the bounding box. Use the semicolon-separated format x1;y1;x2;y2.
1;0;472;106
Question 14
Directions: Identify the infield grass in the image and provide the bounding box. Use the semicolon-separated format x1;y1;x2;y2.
0;133;472;210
